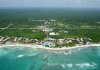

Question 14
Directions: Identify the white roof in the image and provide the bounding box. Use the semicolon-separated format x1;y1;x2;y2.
49;32;59;35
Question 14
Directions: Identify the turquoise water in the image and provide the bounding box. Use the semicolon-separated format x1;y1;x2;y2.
0;46;100;70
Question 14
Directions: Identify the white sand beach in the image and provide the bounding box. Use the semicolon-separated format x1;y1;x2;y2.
0;43;100;50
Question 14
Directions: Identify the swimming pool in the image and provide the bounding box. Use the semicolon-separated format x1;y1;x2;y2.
42;42;55;47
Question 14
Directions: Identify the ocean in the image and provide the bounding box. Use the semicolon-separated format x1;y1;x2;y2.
0;46;100;70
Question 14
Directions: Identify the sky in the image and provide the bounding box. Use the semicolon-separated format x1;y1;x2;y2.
0;0;100;8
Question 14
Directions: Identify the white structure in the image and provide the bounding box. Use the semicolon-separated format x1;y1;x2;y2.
3;37;10;42
50;19;56;22
44;37;56;41
49;32;59;35
43;28;50;32
42;28;53;32
59;39;64;43
0;37;4;42
14;37;18;42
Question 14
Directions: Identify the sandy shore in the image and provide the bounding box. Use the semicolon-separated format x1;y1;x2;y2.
0;43;100;50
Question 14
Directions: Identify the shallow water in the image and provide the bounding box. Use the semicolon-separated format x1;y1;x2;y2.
0;46;100;70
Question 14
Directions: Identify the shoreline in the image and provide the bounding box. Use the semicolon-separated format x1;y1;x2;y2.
0;43;100;50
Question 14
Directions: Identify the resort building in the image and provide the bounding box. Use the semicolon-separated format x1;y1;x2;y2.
14;37;18;42
58;39;65;44
42;28;50;32
44;37;56;41
3;37;10;42
49;32;59;35
0;37;4;42
42;28;53;32
50;19;56;22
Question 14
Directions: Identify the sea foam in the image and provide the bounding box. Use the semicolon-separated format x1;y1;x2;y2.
67;63;73;68
18;55;24;58
76;62;97;68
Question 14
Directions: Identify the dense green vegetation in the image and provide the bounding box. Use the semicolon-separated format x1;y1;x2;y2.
0;8;100;27
0;29;99;42
50;29;100;42
0;29;46;39
0;8;100;43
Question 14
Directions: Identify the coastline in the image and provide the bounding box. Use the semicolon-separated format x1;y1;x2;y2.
0;43;100;50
